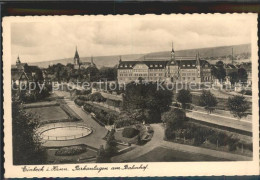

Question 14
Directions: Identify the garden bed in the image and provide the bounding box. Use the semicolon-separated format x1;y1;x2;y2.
165;121;252;157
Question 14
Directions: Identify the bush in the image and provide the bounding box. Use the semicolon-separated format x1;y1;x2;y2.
227;138;239;151
240;89;252;96
74;98;85;106
83;103;119;125
55;146;87;156
164;127;175;140
122;127;140;138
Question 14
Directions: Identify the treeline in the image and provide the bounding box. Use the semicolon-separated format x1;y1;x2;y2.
46;63;117;82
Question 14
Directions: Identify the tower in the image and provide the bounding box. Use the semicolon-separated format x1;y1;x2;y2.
119;56;122;63
16;55;21;65
196;52;201;80
91;56;94;66
74;46;80;66
171;42;175;60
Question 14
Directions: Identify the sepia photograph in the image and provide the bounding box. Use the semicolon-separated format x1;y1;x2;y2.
3;14;259;178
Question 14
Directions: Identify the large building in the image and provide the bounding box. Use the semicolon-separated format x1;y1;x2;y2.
117;46;212;83
73;47;96;69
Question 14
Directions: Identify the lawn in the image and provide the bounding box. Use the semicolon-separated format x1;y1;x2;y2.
130;147;230;162
26;106;69;122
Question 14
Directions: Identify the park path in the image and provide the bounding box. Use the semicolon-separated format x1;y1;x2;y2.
42;91;107;149
185;109;252;133
112;124;252;162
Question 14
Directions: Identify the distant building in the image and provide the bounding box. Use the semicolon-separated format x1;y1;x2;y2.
11;56;41;86
117;45;212;84
73;46;96;69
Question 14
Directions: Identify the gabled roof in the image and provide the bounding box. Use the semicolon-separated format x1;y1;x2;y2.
11;71;29;81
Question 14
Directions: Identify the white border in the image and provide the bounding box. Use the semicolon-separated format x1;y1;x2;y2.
3;14;259;178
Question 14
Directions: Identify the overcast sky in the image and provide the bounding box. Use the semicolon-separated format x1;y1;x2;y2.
11;14;253;64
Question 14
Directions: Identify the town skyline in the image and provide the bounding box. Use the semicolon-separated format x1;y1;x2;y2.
11;14;252;64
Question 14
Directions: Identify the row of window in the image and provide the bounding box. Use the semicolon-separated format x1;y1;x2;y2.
182;77;196;81
118;77;163;81
182;73;196;76
119;73;164;77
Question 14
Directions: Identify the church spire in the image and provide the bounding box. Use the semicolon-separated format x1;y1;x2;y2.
119;56;122;63
74;46;80;65
16;55;21;64
91;56;94;65
196;52;200;65
171;42;175;60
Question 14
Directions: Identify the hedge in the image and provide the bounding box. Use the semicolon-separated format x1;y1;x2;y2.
83;103;119;125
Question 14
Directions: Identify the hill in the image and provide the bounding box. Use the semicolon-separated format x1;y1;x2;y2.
139;44;251;61
28;44;251;68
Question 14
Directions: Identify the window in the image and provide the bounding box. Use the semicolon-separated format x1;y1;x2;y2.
160;64;162;67
188;77;190;80
183;77;185;80
155;65;158;67
193;77;195;80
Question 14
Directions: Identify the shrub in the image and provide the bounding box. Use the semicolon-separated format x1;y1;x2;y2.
122;127;140;138
74;98;85;106
83;103;119;125
164;127;175;140
55;146;87;156
227;138;239;151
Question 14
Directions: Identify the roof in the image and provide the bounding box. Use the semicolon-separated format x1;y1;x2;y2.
118;57;211;70
11;71;29;81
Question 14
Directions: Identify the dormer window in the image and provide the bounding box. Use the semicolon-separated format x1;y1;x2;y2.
150;65;153;67
120;65;123;67
192;64;195;67
155;65;158;67
130;65;132;67
187;64;190;67
160;64;162;67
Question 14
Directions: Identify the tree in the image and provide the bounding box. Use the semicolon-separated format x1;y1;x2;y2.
162;108;186;140
96;145;111;163
122;82;173;123
199;90;218;113
237;68;248;83
105;129;117;157
99;66;117;81
162;108;186;129
176;89;192;109
88;92;106;102
227;95;250;119
211;61;226;82
12;101;46;165
228;72;239;85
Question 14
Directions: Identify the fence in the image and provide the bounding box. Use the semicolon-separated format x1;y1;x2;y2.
40;123;92;141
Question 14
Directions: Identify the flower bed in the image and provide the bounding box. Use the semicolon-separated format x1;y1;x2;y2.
55;145;87;156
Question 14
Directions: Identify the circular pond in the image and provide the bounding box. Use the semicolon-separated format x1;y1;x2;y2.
41;126;92;141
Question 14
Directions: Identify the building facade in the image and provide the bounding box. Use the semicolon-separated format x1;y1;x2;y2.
117;47;212;84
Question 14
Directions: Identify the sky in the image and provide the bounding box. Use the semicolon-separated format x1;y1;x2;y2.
11;14;253;64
